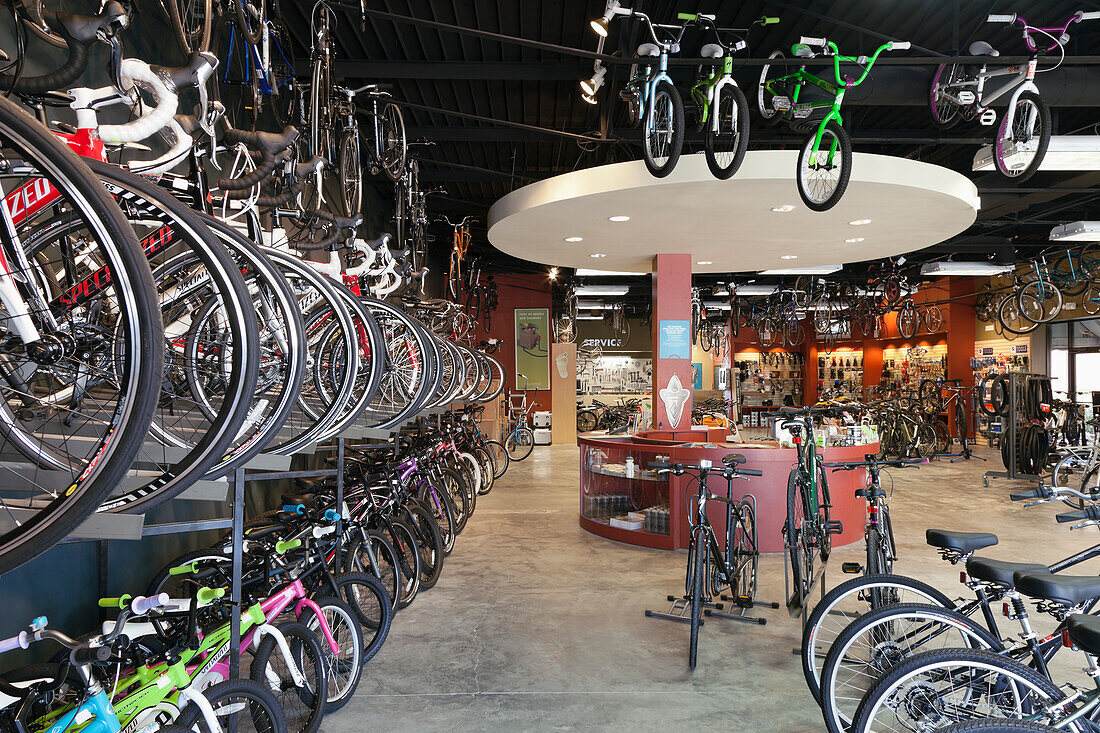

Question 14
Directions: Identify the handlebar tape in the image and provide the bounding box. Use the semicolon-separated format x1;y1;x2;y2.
254;176;308;208
219;147;280;192
2;12;92;94
98;59;178;145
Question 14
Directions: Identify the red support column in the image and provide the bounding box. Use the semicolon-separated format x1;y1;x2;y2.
651;254;694;430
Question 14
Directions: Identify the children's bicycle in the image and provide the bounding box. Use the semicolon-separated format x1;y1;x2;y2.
678;13;778;179
758;37;910;211
930;10;1100;182
504;374;535;461
606;4;689;177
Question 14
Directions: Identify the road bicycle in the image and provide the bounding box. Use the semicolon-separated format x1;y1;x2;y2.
605;4;689;177
678;13;779;178
759;37;910;210
442;216;475;301
930;10;1100;182
217;0;297;131
326;83;407;217
647;455;764;670
896;296;943;339
781;406;844;610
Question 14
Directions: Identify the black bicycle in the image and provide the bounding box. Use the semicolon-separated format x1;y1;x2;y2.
647;455;765;670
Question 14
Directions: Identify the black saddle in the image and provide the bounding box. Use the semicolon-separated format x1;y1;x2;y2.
966;557;1046;587
280;492;317;507
722;453;746;467
1067;614;1100;656
925;529;998;554
1014;571;1100;606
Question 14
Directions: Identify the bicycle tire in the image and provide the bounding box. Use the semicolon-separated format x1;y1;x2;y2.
993;91;1051;184
821;604;1003;733
338;129;362;217
417;486;456;555
731;499;757;601
940;721;1065;733
704;83;749;180
250;621;327;733
297;596;363;712
801;573;954;703
403;503;444;591
233;0;263;46
642;80;685;177
929;63;961;129
689;529;705;671
797;120;852;212
174;678;287;733
853;648;1071;733
505;427;535;461
0;97;161;574
330;572;392;664
168;0;214;53
343;530;401;614
785;468;811;597
485;440;509;480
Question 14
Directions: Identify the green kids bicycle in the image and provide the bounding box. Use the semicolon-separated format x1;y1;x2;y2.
758;36;910;211
678;13;778;179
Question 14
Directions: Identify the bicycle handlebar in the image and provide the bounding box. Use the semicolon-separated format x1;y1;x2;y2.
988;14;1017;24
0;617;45;654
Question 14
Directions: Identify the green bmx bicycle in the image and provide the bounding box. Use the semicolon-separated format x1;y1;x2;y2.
678;13;778;179
758;36;910;211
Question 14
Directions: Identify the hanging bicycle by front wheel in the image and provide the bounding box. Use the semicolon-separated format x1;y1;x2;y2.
797;120;852;212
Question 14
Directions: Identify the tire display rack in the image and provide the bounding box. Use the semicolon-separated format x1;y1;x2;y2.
982;372;1051;486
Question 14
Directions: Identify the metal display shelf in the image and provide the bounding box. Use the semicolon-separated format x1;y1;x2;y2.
982;371;1046;487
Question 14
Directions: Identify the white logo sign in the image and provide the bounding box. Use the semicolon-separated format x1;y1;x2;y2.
659;374;690;428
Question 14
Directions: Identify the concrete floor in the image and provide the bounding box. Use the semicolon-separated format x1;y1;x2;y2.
328;443;1100;732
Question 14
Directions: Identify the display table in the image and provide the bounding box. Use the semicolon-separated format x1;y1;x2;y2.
578;430;875;552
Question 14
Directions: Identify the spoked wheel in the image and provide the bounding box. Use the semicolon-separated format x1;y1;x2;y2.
485;440;509;480
797;121;852;212
168;0;214;53
688;531;705;671
504;427;535;461
785;470;813;599
704;84;749;179
174;679;287;733
339;130;363;216
378;101;407;182
731;500;758;602
993;91;1051;183
642;81;685;177
757;50;789;125
928;63;961;130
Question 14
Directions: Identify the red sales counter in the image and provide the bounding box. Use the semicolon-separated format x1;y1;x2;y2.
578;428;874;552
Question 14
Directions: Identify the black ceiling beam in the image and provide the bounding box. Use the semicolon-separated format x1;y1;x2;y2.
765;0;943;56
334;60;591;80
383;100;602;142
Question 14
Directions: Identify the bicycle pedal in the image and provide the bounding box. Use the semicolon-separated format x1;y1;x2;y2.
791;103;813;119
842;562;863;574
733;595;754;609
826;520;844;535
771;95;791;112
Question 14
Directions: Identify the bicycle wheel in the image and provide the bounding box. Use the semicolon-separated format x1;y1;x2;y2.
797;121;852;212
330;572;392;664
1017;280;1062;323
250;621;327;733
234;0;263;46
1083;283;1100;315
485;439;509;480
924;305;943;333
785;469;813;598
269;21;298;129
308;55;332;161
939;721;1064;733
853;648;1073;733
898;305;919;339
297;596;363;712
0;96;161;574
403;502;444;590
756;50;789;125
168;0;213;53
801;573;954;703
378;101;407;182
504;427;535;461
821;605;1003;733
174;678;287;733
934;422;952;455
993;91;1051;184
689;529;705;671
577;410;599;433
359;300;435;429
417;486;456;554
338;129;362;217
343;530;401;614
929;63;961;129
730;499;757;601
642;80;685;178
373;519;421;609
704;83;749;180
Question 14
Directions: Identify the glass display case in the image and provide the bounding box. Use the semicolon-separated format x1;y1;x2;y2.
580;438;674;548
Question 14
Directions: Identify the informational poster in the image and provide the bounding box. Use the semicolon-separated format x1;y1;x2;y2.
514;308;550;390
659;320;690;359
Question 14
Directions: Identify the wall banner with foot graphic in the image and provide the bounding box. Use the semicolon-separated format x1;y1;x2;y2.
515;308;550;390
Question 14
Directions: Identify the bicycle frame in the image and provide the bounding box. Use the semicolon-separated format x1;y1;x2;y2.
224;21;295;99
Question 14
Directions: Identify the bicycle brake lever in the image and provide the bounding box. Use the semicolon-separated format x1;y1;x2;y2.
1071;520;1100;530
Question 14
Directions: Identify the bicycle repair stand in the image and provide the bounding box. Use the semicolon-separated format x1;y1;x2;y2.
982;372;1045;487
949;390;987;463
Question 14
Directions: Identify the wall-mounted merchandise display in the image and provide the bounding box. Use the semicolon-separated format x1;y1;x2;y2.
879;344;948;395
578;356;653;394
735;351;804;407
818;349;864;401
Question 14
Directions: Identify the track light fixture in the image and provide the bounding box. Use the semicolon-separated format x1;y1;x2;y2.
579;64;607;97
590;0;621;37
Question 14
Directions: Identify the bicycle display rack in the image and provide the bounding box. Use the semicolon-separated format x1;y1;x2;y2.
983;371;1049;486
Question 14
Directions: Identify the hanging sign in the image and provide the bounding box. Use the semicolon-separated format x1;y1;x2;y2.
659;320;691;359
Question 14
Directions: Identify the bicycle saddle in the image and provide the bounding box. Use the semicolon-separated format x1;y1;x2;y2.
1014;571;1100;606
637;43;660;57
968;40;999;57
699;43;724;58
966;557;1046;587
925;529;998;554
1067;614;1100;657
243;523;285;539
722;453;746;467
152;51;218;91
280;492;318;507
792;42;815;58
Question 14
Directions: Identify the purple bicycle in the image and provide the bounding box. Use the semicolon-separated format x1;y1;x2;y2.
929;9;1100;182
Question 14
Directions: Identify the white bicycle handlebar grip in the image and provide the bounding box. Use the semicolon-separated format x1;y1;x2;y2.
987;14;1017;23
0;632;29;654
131;593;169;615
1079;11;1100;20
891;41;911;50
99;59;179;145
800;36;827;46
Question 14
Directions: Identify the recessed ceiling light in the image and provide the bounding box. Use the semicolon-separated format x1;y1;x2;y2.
564;236;583;243
780;255;798;260
608;215;630;222
772;205;795;213
590;253;606;258
845;237;865;243
849;219;872;226
696;260;712;265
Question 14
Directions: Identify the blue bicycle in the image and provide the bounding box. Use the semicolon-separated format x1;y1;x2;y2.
600;4;689;177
